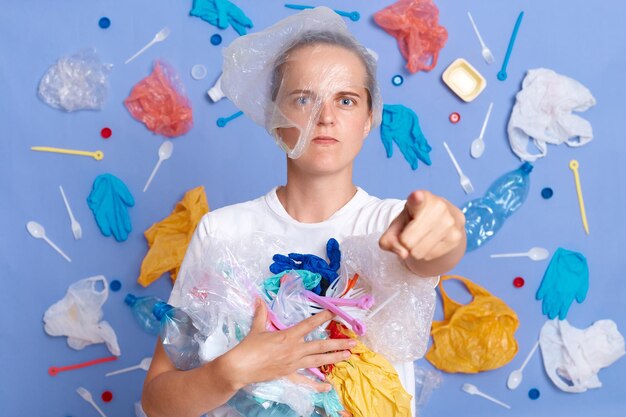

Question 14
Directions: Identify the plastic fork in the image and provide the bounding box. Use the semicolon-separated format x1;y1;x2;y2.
76;387;107;417
59;185;82;240
106;357;152;377
467;12;495;64
443;142;474;194
125;27;171;64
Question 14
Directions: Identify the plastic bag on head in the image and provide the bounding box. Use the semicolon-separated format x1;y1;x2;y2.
220;6;382;158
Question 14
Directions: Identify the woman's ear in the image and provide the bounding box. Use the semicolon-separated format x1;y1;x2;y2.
362;111;373;139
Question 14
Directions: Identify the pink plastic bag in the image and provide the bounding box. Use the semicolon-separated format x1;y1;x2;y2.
125;61;193;137
374;0;448;74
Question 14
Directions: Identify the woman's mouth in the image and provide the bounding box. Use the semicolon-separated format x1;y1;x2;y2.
312;136;338;145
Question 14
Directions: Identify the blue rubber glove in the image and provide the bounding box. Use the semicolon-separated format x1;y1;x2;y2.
269;238;341;294
190;0;253;35
87;174;135;242
380;104;432;170
536;248;589;320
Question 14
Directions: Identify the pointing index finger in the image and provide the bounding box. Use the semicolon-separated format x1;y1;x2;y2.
289;310;334;338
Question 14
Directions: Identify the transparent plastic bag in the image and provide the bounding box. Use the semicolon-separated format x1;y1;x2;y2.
338;233;437;362
38;48;112;112
414;366;442;415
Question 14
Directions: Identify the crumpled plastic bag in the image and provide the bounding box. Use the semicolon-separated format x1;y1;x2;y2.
338;233;437;362
43;275;120;356
540;318;625;393
137;186;209;287
38;48;112;112
508;68;596;162
125;61;193;137
373;0;448;73
325;322;412;417
426;275;519;373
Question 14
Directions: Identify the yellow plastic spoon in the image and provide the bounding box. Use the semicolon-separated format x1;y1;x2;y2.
31;146;104;161
569;160;589;235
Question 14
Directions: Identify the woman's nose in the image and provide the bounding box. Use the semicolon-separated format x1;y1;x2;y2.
317;100;336;125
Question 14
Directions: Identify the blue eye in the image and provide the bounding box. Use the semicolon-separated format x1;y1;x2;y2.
340;98;355;106
296;96;310;106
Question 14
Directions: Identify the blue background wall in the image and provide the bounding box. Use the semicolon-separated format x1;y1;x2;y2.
2;0;625;416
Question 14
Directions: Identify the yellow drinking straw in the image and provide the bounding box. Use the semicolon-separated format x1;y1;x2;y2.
569;160;589;235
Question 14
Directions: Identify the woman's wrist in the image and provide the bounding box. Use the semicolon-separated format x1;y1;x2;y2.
211;348;247;392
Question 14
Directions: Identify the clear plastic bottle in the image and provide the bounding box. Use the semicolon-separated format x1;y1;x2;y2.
461;162;533;251
124;294;163;335
152;301;202;371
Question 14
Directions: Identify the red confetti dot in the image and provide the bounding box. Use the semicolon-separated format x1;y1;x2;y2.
513;277;525;288
101;391;113;402
449;112;460;124
100;127;112;139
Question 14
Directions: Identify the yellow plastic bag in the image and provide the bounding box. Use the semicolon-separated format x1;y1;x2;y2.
326;322;412;417
137;186;209;287
425;275;519;373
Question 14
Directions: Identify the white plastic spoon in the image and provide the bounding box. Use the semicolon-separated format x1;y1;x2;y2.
26;221;71;262
490;247;549;261
125;27;171;64
106;357;152;377
76;386;107;417
143;141;173;192
470;102;493;159
462;383;511;409
507;341;539;390
467;12;495;64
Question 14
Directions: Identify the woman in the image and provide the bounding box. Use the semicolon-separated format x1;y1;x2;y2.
142;7;465;417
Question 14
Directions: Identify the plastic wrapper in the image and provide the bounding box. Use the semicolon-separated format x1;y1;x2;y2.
38;48;112;112
220;6;382;158
337;233;437;362
425;275;519;373
414;366;442;415
373;0;448;73
124;61;193;137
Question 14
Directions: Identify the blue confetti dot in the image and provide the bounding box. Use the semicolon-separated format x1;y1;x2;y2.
211;34;222;45
541;187;553;199
99;17;111;29
392;75;404;86
110;280;122;292
528;388;540;400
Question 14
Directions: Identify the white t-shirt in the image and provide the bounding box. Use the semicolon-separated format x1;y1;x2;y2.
170;186;427;417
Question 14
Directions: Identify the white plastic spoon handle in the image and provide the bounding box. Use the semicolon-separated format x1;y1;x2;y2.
143;160;163;193
475;391;511;409
43;236;71;262
518;341;539;372
106;364;141;377
478;102;494;140
368;290;400;319
467;12;487;49
443;142;465;177
490;252;528;258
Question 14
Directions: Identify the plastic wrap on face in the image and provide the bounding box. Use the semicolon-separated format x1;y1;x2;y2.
38;48;112;112
373;0;448;74
220;6;382;158
337;233;437;362
124;61;193;138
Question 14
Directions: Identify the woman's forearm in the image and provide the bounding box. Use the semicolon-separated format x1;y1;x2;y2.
142;346;240;417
